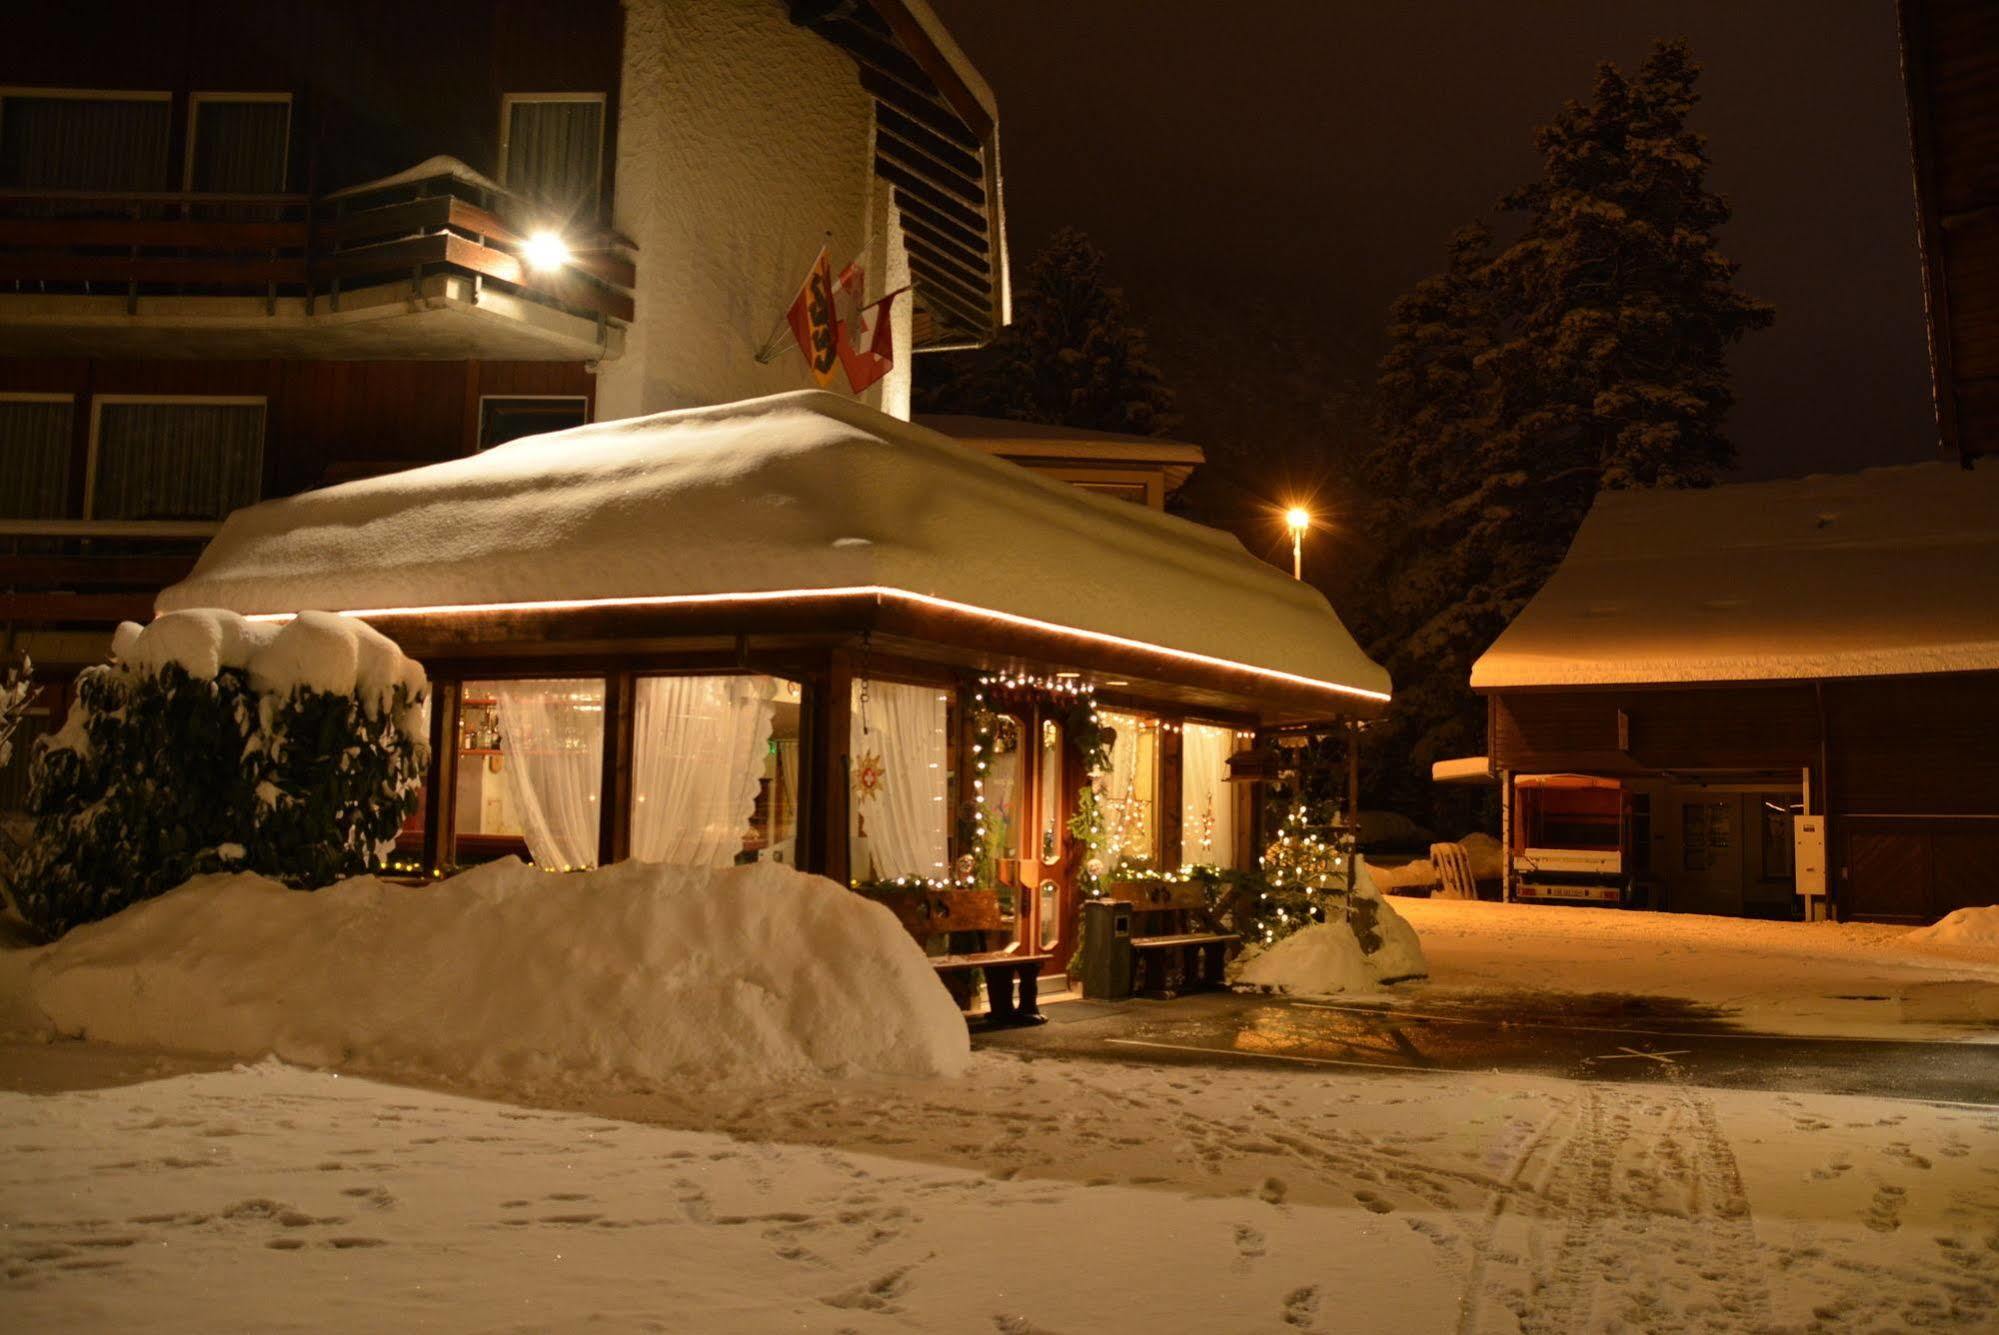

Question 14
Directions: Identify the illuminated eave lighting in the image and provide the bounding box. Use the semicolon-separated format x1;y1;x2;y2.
238;585;1390;704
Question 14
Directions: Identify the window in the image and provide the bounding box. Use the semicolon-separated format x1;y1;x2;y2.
87;397;264;521
1036;717;1064;862
0;394;74;518
459;678;605;871
0;88;171;194
1181;722;1239;869
500;93;605;216
1094;710;1159;869
979;713;1026;864
631;674;801;868
479;396;588;449
184;93;290;194
850;679;951;882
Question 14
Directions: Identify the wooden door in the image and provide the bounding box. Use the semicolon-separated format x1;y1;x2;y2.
1845;826;1932;921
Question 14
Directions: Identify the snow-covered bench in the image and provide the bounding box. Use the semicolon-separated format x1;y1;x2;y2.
1107;881;1241;999
864;886;1051;1029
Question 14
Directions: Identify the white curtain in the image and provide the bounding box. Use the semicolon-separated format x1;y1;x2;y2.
493;679;604;872
1181;723;1239;870
1095;710;1155;869
850;679;949;880
631;674;775;869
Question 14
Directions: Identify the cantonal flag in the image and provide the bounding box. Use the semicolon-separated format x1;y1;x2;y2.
786;247;841;388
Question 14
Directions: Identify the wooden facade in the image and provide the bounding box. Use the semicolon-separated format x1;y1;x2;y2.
1901;0;1999;465
1487;671;1999;922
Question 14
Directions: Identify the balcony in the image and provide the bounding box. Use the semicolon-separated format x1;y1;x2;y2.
0;161;633;362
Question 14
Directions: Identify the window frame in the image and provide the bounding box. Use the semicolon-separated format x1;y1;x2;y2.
497;91;608;212
181;90;293;193
83;393;268;521
0;86;173;190
477;393;590;450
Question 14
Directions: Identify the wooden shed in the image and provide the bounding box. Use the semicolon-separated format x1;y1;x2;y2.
1466;463;1999;923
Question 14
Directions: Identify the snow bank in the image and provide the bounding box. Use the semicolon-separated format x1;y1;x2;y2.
1234;864;1428;995
2;859;969;1086
1903;905;1999;952
115;608;426;713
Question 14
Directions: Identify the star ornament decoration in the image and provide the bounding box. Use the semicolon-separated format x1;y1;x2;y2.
853;750;888;804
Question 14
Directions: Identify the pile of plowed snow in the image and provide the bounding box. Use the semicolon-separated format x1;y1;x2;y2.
1902;904;1999;953
1232;865;1428;996
0;859;968;1085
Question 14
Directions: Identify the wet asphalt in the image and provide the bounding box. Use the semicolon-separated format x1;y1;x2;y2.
978;989;1999;1106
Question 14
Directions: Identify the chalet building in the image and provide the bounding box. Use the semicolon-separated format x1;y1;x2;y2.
0;0;1008;795
4;0;1388;988
1458;464;1998;925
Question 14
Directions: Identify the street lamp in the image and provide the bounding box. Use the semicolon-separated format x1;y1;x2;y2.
1285;506;1311;580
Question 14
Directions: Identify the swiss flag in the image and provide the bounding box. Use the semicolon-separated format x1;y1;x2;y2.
832;261;904;394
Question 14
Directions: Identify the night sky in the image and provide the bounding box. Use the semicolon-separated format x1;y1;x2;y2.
928;0;1937;491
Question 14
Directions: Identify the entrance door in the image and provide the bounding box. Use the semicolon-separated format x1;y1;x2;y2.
1669;790;1744;915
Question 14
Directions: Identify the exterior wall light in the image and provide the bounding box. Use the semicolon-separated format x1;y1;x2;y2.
522;231;571;270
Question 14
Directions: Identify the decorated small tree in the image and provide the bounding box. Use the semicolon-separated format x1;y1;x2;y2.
11;611;428;939
1244;801;1357;946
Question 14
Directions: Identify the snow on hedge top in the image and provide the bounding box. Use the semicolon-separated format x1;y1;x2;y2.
1472;462;1999;689
160;391;1388;701
115;608;426;709
5;859;969;1085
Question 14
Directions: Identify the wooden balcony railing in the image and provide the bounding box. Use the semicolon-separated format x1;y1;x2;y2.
0;520;216;625
0;170;635;328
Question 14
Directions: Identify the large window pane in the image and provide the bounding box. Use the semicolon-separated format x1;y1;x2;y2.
631;674;795;869
850;679;950;882
461;678;604;871
503;96;603;214
0;399;74;518
92;400;264;521
1095;710;1159;870
0;94;171;192
187;97;290;193
1181;722;1239;870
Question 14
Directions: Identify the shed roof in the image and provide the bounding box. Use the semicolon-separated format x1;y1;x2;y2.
1471;462;1999;690
160;392;1388;705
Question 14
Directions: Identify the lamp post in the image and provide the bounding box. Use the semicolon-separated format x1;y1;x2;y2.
1284;506;1311;580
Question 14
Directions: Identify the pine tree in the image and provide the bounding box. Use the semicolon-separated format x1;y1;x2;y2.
915;227;1179;436
1360;40;1772;825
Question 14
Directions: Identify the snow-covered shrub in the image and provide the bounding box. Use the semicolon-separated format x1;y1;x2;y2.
11;610;428;938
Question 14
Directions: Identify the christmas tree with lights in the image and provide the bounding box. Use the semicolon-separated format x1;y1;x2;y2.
1246;801;1357;946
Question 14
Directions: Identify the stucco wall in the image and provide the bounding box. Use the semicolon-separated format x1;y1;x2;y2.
601;0;911;420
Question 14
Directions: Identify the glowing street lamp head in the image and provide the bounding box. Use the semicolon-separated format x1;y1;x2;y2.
521;231;571;271
1285;506;1312;534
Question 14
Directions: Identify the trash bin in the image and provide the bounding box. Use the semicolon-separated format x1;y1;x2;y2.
1079;897;1134;1000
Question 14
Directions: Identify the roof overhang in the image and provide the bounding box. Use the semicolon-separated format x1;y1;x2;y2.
792;0;1009;351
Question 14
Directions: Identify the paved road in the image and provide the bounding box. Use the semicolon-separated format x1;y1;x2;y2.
980;989;1999;1106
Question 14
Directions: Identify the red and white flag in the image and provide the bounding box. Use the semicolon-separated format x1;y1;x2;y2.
832;259;904;394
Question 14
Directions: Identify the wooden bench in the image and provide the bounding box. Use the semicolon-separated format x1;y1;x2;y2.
1107;880;1241;998
865;886;1052;1029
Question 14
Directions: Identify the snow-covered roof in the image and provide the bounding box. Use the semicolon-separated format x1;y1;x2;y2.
323;156;504;201
160;392;1388;704
1472;462;1999;689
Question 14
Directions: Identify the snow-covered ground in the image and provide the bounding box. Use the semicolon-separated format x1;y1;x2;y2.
1395;897;1999;1042
4;1047;1995;1332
